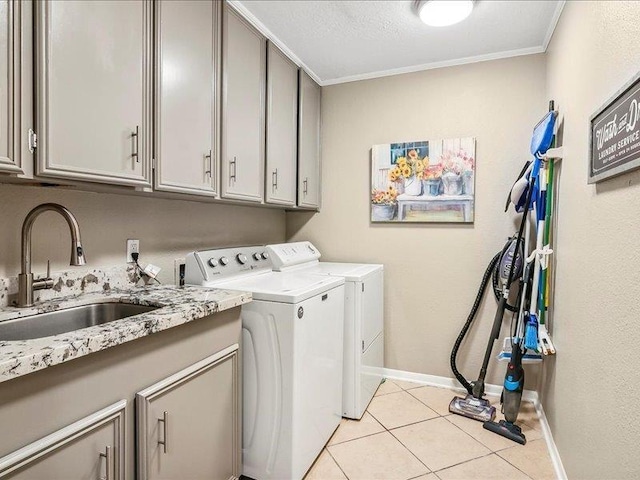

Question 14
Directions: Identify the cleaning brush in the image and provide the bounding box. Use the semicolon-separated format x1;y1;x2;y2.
524;313;539;350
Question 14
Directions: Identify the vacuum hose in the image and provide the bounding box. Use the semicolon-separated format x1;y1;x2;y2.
450;252;502;395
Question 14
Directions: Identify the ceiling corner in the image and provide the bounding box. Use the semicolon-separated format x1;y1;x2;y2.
542;0;566;51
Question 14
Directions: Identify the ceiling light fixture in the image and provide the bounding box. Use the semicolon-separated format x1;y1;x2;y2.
418;0;474;27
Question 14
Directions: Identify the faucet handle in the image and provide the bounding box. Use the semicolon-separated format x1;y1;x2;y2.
32;260;54;292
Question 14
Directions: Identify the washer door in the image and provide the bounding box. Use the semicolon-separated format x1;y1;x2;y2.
241;308;282;478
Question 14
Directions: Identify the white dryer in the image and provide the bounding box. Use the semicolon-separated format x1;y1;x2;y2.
267;242;384;420
185;246;345;480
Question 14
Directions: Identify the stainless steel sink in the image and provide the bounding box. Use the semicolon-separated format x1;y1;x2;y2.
0;303;160;341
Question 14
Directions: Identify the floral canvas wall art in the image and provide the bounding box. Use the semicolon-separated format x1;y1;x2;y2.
371;137;476;223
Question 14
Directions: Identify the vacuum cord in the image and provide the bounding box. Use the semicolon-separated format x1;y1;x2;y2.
450;252;501;395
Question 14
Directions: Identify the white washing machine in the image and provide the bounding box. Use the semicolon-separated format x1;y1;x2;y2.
267;241;384;420
184;246;345;480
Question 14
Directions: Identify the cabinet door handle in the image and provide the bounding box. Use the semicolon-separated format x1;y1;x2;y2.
229;156;237;184
303;177;308;195
158;411;169;454
272;168;278;190
205;150;212;178
131;126;140;163
99;445;113;480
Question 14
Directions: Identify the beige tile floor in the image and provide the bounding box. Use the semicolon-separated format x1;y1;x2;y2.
305;379;556;480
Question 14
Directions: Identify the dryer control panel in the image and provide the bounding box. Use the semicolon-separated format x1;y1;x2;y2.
184;246;272;285
267;242;321;270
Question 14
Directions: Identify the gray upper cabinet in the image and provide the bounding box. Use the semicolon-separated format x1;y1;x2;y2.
297;70;322;209
265;42;298;206
35;0;152;187
0;400;126;480
137;345;240;480
154;0;220;197
221;4;265;203
0;0;32;177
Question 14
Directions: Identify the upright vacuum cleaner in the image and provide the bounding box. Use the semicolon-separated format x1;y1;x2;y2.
449;213;528;423
483;107;558;445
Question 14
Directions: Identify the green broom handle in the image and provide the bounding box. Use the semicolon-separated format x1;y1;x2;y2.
539;144;555;326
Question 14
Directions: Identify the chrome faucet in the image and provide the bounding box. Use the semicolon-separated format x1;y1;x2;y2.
17;203;86;307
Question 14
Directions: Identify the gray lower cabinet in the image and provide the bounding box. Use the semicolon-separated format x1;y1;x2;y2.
137;344;239;480
0;0;33;177
0;400;126;479
154;0;221;197
35;0;153;187
221;3;265;203
0;308;242;480
265;41;298;206
297;70;322;209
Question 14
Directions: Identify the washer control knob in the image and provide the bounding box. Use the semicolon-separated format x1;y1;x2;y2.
253;252;262;261
236;254;248;265
261;252;269;260
219;256;229;266
208;258;218;268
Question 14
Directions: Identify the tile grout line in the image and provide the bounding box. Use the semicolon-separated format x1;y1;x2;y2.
404;385;453;416
373;384;438;476
378;415;443;432
497;453;536;480
386;415;444;433
497;439;549;480
441;414;497;452
325;447;351;480
370;389;441;428
327;428;387;447
431;451;534;479
327;411;387;446
387;425;434;475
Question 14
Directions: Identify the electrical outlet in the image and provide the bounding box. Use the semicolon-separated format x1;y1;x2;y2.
126;239;140;263
174;258;186;286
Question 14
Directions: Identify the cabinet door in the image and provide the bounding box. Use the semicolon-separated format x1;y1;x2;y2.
0;0;32;176
265;42;298;206
221;5;265;203
154;0;220;197
35;0;152;187
0;400;126;479
297;70;321;208
137;345;240;480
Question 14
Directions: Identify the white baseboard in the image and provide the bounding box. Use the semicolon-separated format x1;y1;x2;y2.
381;368;567;480
381;367;538;401
533;400;568;480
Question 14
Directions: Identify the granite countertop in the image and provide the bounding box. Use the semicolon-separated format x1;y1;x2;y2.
0;285;251;383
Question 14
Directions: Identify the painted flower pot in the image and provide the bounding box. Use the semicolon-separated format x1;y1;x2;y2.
423;179;441;196
441;172;463;196
371;204;396;221
462;171;474;195
403;175;423;196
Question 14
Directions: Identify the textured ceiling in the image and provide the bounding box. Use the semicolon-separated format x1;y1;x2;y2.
235;1;564;85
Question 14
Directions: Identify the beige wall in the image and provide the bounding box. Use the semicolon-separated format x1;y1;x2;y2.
541;2;640;478
0;184;285;283
288;54;547;388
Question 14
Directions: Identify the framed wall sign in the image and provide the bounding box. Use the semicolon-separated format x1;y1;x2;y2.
589;70;640;183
